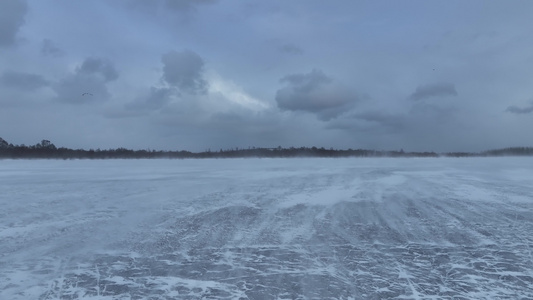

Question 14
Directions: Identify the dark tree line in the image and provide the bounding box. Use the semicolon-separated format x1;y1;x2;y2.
481;147;533;156
0;137;532;159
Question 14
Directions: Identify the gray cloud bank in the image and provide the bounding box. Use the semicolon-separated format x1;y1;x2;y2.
53;57;118;104
78;57;119;82
123;87;176;115
506;103;533;114
161;50;207;95
0;71;49;90
165;0;217;11
0;0;27;46
410;83;458;101
41;39;64;57
280;44;303;55
276;69;358;121
127;0;217;14
119;50;209;116
2;1;533;153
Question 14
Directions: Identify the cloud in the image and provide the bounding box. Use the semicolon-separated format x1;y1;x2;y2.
506;104;533;114
113;68;269;122
0;0;27;46
105;86;180;119
164;0;217;11
279;44;303;55
124;87;176;113
77;57;119;82
53;57;119;104
275;69;358;120
326;110;407;134
0;71;49;90
41;39;64;57
353;111;406;130
126;0;217;14
53;76;110;104
161;50;208;95
409;83;458;101
208;73;269;111
153;107;294;151
329;101;457;135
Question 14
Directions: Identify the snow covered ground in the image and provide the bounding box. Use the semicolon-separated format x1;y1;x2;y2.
1;157;532;299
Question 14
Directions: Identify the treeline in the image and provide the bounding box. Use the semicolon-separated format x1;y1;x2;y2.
481;147;533;156
0;137;532;159
443;147;533;157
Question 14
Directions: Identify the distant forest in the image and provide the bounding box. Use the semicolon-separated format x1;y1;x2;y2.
1;137;533;159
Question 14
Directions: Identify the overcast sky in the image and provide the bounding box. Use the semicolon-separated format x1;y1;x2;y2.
1;0;532;152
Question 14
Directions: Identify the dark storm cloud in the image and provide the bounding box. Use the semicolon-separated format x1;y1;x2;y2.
111;50;210;118
326;111;407;134
506;104;533;114
280;44;303;55
126;0;217;13
0;0;27;46
409;83;458;101
54;76;110;104
206;111;289;147
0;71;49;90
53;57;118;104
41;39;64;57
78;57;119;82
154;108;292;151
125;87;175;113
329;102;457;139
161;50;208;95
353;111;406;130
275;69;357;121
165;0;217;11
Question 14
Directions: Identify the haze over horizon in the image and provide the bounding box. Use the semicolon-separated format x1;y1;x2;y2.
1;0;532;152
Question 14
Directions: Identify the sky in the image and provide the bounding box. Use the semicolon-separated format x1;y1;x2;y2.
1;0;532;152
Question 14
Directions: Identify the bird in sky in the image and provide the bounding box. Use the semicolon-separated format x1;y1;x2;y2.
82;93;93;96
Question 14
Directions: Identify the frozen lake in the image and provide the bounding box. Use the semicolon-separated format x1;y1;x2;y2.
1;157;532;299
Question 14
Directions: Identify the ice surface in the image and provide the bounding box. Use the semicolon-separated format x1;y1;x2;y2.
1;157;532;299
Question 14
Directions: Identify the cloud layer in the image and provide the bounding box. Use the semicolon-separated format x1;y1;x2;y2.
0;0;27;46
410;83;458;101
161;50;208;95
41;39;63;57
1;1;533;152
506;103;533;114
276;69;358;121
0;71;49;90
53;57;118;104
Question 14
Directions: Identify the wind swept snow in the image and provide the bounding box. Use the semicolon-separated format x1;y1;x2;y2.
1;158;532;299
